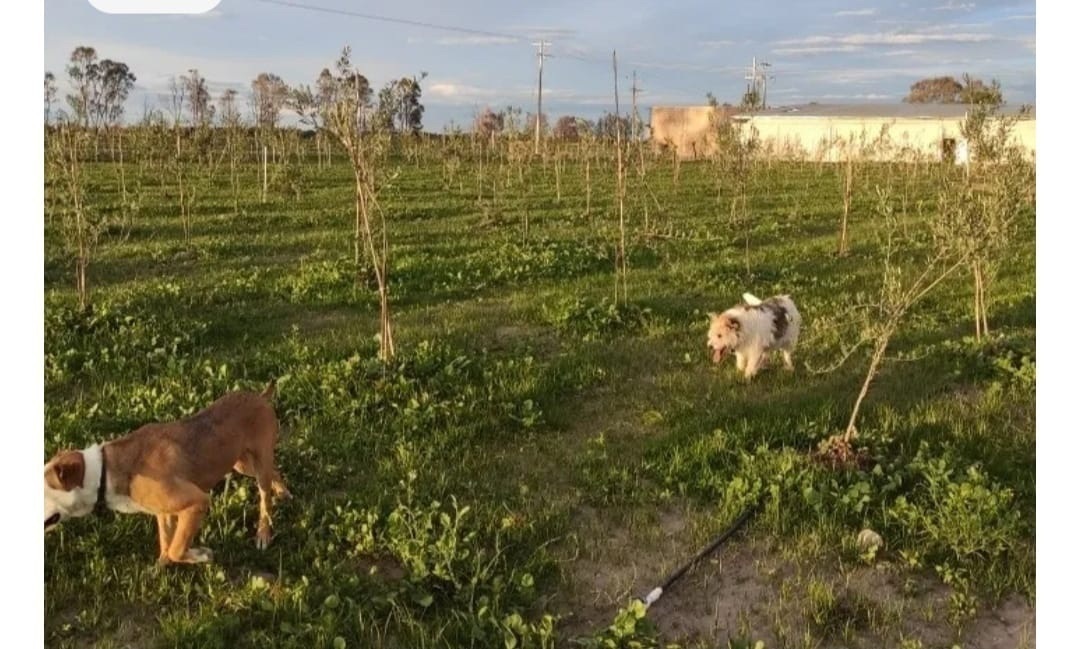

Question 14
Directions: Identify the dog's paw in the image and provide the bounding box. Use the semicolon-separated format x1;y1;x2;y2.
272;481;291;501
185;547;214;563
256;525;273;550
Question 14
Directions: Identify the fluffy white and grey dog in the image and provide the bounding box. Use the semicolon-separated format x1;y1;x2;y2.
707;293;802;379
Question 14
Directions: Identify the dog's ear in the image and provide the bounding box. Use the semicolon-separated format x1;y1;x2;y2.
707;312;719;321
44;451;85;492
728;317;742;331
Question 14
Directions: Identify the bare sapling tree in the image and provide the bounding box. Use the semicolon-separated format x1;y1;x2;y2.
47;121;114;311
218;89;244;214
837;140;856;256
711;112;758;278
940;105;1035;340
612;51;629;305
288;83;322;170
320;47;396;360
553;147;563;204
578;119;597;224
251;71;289;167
837;127;894;257
45;72;58;125
166;76;192;240
183;69;215;128
816;185;971;462
314;70;334;167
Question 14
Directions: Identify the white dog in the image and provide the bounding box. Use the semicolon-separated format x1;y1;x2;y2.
707;293;802;380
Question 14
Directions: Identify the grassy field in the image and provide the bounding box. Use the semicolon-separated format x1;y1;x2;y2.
44;138;1035;648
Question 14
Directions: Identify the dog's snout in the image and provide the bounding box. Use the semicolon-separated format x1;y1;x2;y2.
45;513;61;530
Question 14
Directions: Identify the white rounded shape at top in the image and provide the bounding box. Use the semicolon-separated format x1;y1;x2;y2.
87;0;221;14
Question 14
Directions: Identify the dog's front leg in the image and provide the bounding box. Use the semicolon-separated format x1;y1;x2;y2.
744;350;764;380
782;349;795;371
133;477;213;566
735;352;747;372
165;496;212;565
156;514;177;562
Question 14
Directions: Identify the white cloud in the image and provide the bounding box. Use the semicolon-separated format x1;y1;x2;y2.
929;1;975;10
424;80;618;108
834;8;878;16
917;21;990;32
820;92;894;99
776;30;995;47
701;39;736;48
435;35;519;46
45;36;398;94
774;44;864;54
427;82;499;101
505;26;578;39
876;48;919;57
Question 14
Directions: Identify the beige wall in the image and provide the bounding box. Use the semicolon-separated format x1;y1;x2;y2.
747;116;955;161
649;106;721;159
649;106;1036;162
745;116;1036;162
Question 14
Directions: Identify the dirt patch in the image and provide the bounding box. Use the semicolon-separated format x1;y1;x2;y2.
354;555;408;582
965;594;1035;649
646;542;775;644
50;606;158;649
555;511;1035;648
554;502;770;643
490;324;561;357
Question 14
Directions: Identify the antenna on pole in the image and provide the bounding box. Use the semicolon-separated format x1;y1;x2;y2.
533;40;550;154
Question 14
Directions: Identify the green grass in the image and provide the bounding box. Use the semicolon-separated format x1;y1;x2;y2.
45;140;1034;648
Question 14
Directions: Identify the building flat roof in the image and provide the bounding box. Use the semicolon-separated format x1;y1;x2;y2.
733;103;1034;119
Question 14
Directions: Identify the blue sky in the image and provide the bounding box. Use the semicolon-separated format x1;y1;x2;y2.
44;0;1035;131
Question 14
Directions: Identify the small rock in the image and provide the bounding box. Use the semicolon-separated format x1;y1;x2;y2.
857;528;884;552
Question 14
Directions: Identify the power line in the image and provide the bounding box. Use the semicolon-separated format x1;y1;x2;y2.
249;0;755;121
252;0;744;78
251;0;528;43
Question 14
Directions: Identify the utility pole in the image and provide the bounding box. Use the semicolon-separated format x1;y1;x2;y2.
760;60;772;109
743;57;771;110
744;57;759;110
630;70;642;141
533;40;550;154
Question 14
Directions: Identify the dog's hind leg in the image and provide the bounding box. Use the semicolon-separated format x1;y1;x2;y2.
781;349;795;371
253;468;276;550
253;455;287;550
236;451;285;550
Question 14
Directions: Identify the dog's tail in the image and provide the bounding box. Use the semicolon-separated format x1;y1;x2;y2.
261;378;277;401
742;293;763;306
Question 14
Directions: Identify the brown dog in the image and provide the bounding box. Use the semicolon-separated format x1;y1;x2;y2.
44;380;290;566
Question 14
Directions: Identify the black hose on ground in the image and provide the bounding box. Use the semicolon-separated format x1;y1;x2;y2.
635;499;761;610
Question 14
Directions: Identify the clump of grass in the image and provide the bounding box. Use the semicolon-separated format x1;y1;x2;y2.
544;296;654;341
